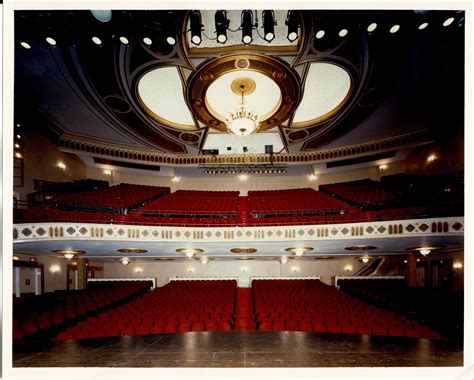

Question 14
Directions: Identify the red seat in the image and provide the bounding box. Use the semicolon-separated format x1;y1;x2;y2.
312;322;327;333
164;325;178;333
259;322;272;331
423;330;441;339
388;327;405;337
286;321;299;331
372;326;388;336
178;323;191;332
135;326;149;335
218;322;231;331
327;324;341;333
298;322;312;332
74;331;90;339
150;326;164;334
122;327;135;335
57;331;74;341
90;330;106;338
341;325;357;334
272;321;285;331
192;322;204;332
357;326;371;335
105;328;121;337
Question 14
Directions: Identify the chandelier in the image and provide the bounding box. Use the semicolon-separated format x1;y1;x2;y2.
226;77;259;136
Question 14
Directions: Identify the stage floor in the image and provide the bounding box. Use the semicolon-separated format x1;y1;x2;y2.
13;331;463;368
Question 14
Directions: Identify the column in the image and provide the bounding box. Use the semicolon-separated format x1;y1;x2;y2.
407;254;417;287
77;258;88;290
14;267;21;298
34;268;41;295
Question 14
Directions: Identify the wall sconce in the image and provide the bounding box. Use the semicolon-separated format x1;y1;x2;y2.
239;174;248;181
344;265;353;272
453;262;463;271
307;174;317;181
292;266;300;273
172;176;180;183
103;169;112;176
135;267;143;274
50;264;61;273
379;164;387;171
121;257;130;266
57;162;66;171
427;154;437;163
187;267;195;274
280;256;288;264
13;255;20;261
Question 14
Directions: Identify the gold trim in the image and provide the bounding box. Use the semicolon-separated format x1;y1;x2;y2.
234;257;255;260
188;44;299;55
186;54;302;133
230;248;258;254
230;77;257;96
345;245;377;251
117;248;148;254
406;246;445;252
52;249;86;255
285;247;314;254
176;248;204;255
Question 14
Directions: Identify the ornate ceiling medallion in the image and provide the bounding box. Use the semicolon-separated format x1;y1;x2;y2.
230;248;258;254
186;54;302;133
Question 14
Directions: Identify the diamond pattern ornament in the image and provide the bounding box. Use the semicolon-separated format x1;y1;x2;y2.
341;227;349;235
106;228;114;236
419;223;429;232
236;231;243;237
152;231;159;237
215;231;222;238
21;228;32;237
377;226;386;233
246;231;252;237
366;226;374;234
37;227;46;236
66;227;76;235
405;224;415;232
276;230;283;237
206;231;213;238
184;231;191;238
308;229;315;236
13;228;18;239
451;222;463;231
298;229;305;236
79;227;88;235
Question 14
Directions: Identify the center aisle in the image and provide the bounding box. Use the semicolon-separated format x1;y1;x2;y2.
234;288;256;331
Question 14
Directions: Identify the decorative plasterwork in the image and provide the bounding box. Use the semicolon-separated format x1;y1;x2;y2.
13;218;464;244
186;54;302;133
58;129;433;167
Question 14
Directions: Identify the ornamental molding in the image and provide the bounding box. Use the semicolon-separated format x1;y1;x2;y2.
57;129;433;167
13;217;463;243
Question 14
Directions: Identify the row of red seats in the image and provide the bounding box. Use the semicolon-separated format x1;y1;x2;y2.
252;279;441;339
13;280;152;342
50;184;169;210
56;280;237;341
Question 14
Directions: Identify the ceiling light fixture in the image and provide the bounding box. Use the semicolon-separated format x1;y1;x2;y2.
280;256;288;264
316;30;325;39
64;253;75;260
443;17;454;27
201;258;209;265
166;11;177;46
46;37;57;46
215;10;229;44
453;262;463;271
241;10;254;44
390;25;400;34
308;174;317;181
121;257;130;265
367;23;377;32
262;10;276;42
418;22;429;30
52;249;86;260
119;36;129;45
226;78;259;136
419;248;431;256
361;255;370;264
176;248;204;259
427;154;437;163
285;247;313;257
190;10;203;45
344;264;353;272
20;41;31;49
285;10;299;42
143;37;152;45
92;36;102;45
339;28;348;37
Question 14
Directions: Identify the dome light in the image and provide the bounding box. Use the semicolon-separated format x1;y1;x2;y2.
390;25;400;34
316;30;325;39
92;36;102;45
418;22;429;30
119;36;129;45
46;37;57;46
121;257;130;265
143;37;152;46
443;17;454;27
339;29;348;37
367;23;377;32
20;41;31;49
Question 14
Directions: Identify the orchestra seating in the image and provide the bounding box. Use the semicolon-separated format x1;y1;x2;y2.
56;280;236;340
252;279;441;339
338;278;463;340
13;280;152;342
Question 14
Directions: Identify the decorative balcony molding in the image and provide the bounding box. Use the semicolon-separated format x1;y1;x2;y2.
57;129;433;167
13;217;463;244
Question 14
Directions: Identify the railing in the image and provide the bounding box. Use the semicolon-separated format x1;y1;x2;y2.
251;276;321;283
169;277;238;283
334;275;405;288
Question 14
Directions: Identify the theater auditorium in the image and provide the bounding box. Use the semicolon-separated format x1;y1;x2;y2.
6;6;467;376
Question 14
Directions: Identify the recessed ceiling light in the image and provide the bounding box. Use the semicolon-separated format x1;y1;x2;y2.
443;17;454;27
92;36;102;45
418;22;429;30
390;25;400;34
339;29;348;37
119;36;129;45
367;23;377;32
143;37;152;46
20;41;31;49
46;37;57;46
167;36;177;46
316;30;325;39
